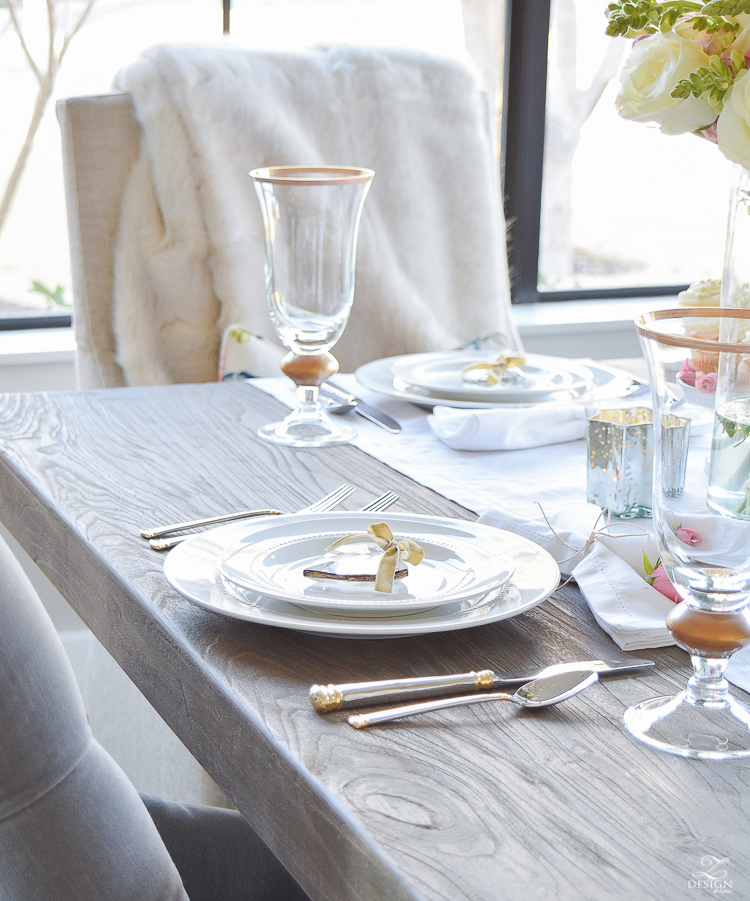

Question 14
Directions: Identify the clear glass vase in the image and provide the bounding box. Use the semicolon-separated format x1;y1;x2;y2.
627;309;750;759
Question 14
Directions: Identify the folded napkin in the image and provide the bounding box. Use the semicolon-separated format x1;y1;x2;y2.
478;504;674;651
428;403;590;451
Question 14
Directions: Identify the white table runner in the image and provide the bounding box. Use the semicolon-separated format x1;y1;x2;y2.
254;375;750;690
256;375;588;516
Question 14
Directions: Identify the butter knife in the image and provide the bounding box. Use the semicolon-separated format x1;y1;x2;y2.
309;658;654;712
320;383;401;433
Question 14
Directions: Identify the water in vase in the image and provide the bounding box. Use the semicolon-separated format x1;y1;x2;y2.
707;397;750;518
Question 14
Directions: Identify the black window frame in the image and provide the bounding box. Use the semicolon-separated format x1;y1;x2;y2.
502;0;690;305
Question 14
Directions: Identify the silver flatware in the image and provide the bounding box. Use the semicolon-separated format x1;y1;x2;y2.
148;483;355;551
359;491;399;513
348;670;599;729
141;508;281;540
320;382;401;434
310;658;653;712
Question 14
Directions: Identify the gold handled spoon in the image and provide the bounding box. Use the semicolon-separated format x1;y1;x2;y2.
348;669;599;728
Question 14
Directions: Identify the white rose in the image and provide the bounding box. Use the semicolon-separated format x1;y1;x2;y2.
717;70;750;168
616;32;716;135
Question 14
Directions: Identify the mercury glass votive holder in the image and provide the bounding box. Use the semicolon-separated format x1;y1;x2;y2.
587;408;654;518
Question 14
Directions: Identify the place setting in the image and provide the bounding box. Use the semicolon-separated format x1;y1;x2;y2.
155;499;561;640
354;345;646;411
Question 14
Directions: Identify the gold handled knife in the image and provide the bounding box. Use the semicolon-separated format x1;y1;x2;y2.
309;658;654;712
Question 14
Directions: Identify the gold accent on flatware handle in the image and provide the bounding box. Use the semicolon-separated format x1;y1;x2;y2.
150;536;186;551
474;670;494;688
349;713;371;729
309;685;344;712
309;670;496;712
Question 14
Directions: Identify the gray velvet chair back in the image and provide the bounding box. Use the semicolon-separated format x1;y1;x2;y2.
0;535;189;900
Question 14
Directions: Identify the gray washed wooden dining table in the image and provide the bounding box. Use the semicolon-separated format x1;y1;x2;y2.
0;380;747;901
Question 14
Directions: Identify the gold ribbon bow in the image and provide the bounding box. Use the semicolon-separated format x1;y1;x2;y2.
462;353;526;386
327;522;425;593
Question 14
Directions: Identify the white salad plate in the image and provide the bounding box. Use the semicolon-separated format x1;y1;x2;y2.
389;352;594;404
217;512;515;614
163;517;560;638
355;354;637;409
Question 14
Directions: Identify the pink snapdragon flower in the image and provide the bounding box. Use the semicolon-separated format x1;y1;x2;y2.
699;120;719;144
650;563;681;603
696;371;718;394
676;527;701;546
678;358;697;387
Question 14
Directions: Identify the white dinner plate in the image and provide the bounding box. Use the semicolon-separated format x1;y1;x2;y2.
355;354;639;409
217;512;514;613
163;518;560;638
390;352;594;403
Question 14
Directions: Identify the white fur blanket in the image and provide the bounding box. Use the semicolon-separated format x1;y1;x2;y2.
113;43;520;385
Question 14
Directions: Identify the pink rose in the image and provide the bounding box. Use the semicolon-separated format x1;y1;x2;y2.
676;527;701;546
678;358;697;387
650;564;681;603
696;371;718;394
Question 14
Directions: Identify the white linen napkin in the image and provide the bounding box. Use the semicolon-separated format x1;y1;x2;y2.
571;542;675;650
478;504;674;651
428;403;590;451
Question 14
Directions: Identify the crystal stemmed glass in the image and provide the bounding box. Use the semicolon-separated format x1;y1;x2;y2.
249;166;374;447
626;308;750;759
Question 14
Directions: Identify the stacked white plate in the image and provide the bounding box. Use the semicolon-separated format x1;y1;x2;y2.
355;351;636;409
164;511;560;638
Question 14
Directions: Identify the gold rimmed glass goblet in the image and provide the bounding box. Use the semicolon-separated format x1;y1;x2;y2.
626;308;750;759
250;165;374;447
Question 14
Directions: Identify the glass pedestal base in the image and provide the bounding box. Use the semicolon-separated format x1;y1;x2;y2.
258;407;356;448
624;691;750;760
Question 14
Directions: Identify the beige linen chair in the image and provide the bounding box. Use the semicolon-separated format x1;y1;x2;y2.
58;94;137;389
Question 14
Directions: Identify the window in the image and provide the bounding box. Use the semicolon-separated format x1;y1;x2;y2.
0;0;466;330
503;0;733;304
2;0;712;331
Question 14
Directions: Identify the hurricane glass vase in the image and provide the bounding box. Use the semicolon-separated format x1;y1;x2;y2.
626;309;750;759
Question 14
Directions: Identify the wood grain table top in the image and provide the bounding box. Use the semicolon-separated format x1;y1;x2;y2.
0;381;747;901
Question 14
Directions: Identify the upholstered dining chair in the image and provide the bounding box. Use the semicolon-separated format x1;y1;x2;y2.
0;533;310;901
57;43;521;390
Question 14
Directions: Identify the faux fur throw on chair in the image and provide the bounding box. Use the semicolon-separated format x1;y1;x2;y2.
112;43;520;385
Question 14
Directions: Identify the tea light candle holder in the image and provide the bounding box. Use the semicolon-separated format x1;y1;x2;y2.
587;408;691;517
587;408;654;518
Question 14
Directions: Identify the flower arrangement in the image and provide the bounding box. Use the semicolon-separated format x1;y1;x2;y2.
606;1;750;167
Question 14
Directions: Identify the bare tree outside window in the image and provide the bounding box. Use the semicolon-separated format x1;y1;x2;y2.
0;0;97;242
